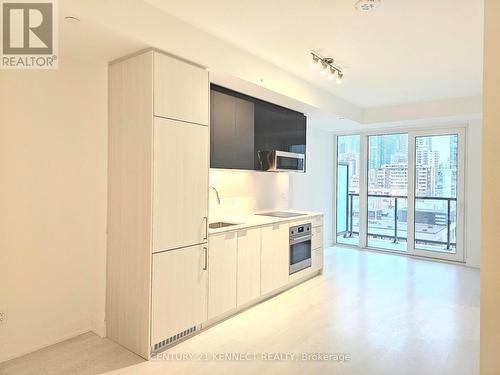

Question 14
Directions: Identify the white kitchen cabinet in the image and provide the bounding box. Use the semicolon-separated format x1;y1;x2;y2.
312;226;323;250
108;49;210;359
208;232;237;319
151;245;208;345
154;52;209;125
312;248;324;272
237;228;261;306
152;116;209;253
261;223;289;295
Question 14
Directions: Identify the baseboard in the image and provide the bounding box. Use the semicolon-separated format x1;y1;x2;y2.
466;260;480;269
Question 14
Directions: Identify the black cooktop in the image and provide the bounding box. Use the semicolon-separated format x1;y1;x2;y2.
256;211;306;218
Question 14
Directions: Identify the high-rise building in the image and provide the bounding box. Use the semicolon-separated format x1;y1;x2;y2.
369;134;408;170
450;135;458;168
373;163;408;195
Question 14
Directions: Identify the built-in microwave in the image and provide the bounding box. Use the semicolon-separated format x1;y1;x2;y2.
258;150;305;172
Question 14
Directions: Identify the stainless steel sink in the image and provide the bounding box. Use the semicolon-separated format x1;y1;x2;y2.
209;221;238;229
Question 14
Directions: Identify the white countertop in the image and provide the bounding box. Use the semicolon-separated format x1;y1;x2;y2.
208;210;322;235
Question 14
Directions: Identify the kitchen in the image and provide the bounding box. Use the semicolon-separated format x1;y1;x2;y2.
106;49;324;357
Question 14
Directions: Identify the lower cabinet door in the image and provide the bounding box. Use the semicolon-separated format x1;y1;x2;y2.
151;244;208;345
312;247;324;272
208;232;237;319
237;228;261;306
312;226;323;250
261;223;289;294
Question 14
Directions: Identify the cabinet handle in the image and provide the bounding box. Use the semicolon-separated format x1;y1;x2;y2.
203;246;208;270
203;216;208;240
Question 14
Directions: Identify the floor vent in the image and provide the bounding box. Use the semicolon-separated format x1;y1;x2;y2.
152;326;197;353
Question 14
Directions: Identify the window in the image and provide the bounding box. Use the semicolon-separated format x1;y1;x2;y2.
334;128;464;262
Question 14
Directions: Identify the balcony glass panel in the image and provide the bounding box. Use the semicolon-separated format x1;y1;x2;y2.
336;135;360;245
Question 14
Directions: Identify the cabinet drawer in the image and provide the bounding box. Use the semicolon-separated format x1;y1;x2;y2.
312;215;323;227
312;226;323;250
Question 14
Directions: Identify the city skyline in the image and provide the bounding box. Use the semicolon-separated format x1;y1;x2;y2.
337;134;458;198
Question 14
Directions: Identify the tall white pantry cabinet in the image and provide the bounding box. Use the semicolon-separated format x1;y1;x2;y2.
107;49;210;359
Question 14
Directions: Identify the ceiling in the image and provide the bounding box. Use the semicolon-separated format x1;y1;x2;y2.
144;0;484;108
59;2;145;64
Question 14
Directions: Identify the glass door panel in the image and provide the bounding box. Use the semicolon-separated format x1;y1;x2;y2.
367;134;408;251
336;135;360;246
413;134;459;254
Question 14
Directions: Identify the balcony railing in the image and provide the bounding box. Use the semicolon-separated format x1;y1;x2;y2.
340;193;457;250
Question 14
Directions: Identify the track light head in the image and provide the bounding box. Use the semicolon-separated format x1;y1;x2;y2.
327;68;335;80
310;51;344;84
311;56;320;70
336;72;344;84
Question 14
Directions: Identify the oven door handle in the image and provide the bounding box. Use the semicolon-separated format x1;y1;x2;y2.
290;235;312;245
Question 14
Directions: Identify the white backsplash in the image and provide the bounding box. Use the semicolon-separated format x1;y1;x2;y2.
209;168;289;221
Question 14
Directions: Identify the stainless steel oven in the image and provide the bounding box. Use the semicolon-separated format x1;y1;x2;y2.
289;223;312;274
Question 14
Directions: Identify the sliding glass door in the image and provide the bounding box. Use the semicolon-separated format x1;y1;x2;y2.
367;134;408;251
335;128;465;262
409;129;465;261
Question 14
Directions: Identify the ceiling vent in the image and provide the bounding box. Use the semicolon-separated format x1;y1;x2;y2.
355;0;381;12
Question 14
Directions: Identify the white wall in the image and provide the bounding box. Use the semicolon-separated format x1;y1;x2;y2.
289;125;335;246
209;169;289;221
363;96;482;124
481;2;500;370
0;58;108;362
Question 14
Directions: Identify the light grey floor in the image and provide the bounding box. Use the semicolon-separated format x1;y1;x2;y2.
0;331;144;375
0;247;480;375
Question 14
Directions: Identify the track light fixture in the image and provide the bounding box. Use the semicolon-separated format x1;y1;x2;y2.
310;51;344;84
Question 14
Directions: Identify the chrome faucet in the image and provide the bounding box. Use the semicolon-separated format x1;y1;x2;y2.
210;186;221;205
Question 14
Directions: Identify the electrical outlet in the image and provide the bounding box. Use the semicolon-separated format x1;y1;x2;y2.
0;310;7;325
